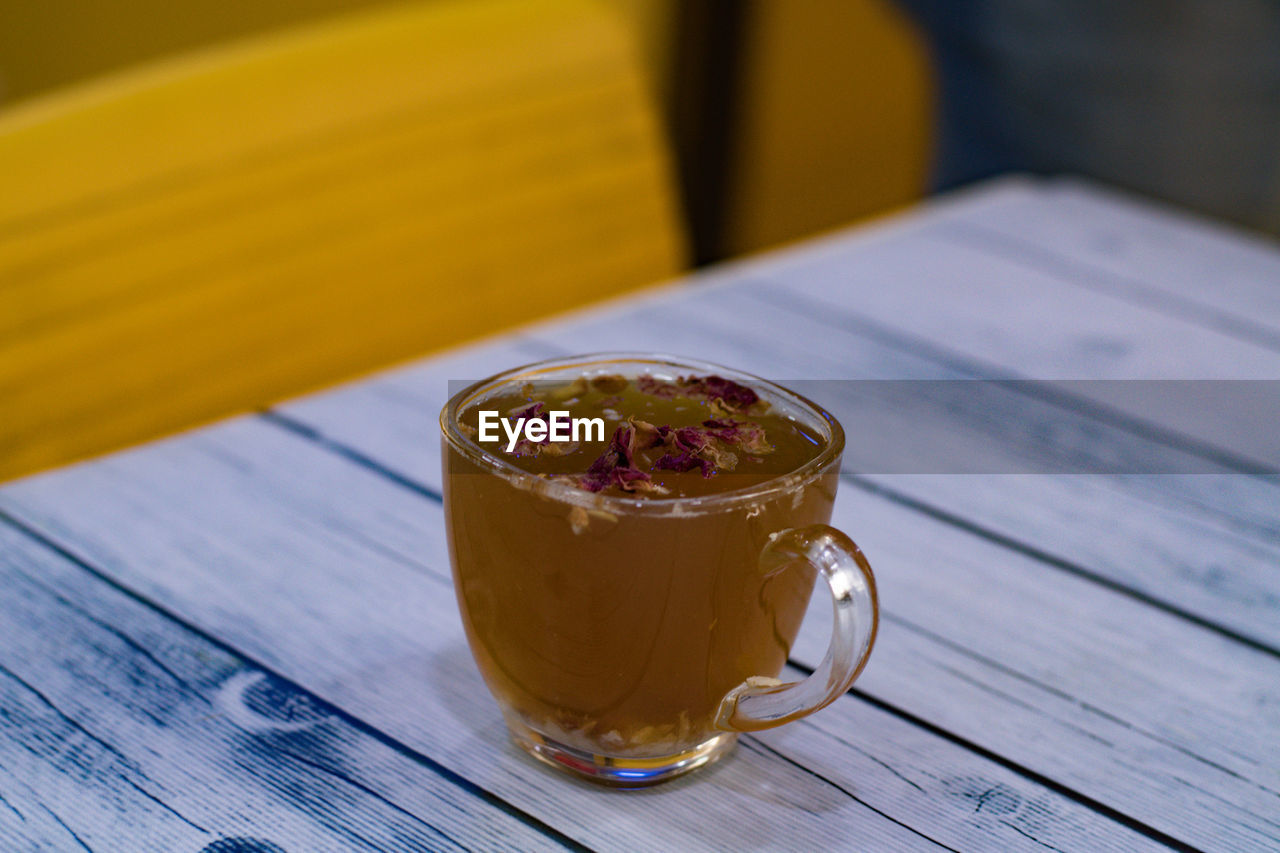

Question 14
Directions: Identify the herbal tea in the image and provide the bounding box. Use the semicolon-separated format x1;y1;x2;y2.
444;368;839;761
457;372;827;497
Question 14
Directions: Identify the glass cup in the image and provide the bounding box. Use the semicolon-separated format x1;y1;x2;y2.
440;353;878;786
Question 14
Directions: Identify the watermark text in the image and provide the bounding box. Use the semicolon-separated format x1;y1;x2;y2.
477;410;604;452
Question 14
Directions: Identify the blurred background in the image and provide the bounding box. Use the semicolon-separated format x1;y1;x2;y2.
4;1;1276;259
0;0;934;263
2;0;1276;481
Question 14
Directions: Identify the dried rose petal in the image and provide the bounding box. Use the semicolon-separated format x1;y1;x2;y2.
654;452;714;477
702;418;773;455
550;376;589;401
586;424;635;469
574;425;661;493
578;465;664;494
500;402;549;455
539;441;579;457
501;401;585;457
611;467;655;490
575;472;610;492
628;477;670;495
590;374;629;394
678;375;760;410
509;438;540;456
550;375;773;491
567;505;590;535
706;398;732;419
701;443;738;470
637;375;679;398
629;417;661;447
676;427;708;451
648;423;734;477
509;401;547;420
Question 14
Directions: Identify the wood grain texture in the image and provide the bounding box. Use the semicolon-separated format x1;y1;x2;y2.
0;525;572;853
0;420;1163;852
5;179;1278;850
0;0;683;481
929;177;1280;337
284;278;1280;653
257;184;1280;848
277;359;1280;851
746;213;1280;472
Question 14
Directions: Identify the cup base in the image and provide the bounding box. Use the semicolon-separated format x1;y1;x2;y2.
506;717;738;787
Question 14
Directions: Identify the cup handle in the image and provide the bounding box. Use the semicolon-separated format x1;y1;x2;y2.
714;525;879;733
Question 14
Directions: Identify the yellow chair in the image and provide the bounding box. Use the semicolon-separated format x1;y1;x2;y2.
0;0;685;482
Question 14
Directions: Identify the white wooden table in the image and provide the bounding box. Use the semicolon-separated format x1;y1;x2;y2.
3;176;1278;852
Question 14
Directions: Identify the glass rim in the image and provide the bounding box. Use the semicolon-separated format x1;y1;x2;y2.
439;352;845;514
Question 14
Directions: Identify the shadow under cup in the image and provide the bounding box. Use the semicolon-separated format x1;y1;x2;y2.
440;354;877;786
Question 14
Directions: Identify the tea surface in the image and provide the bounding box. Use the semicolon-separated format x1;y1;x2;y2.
456;373;826;498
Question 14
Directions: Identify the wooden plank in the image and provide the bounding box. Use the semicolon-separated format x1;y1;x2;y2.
0;525;570;853
282;283;1280;652
283;398;1280;852
262;292;1280;846
8;178;1274;848
0;422;1166;852
738;221;1280;472
571;292;1280;644
503;272;1280;848
807;491;1280;852
930;178;1280;337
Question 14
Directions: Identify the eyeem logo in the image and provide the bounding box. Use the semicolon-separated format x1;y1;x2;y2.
477;410;604;452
